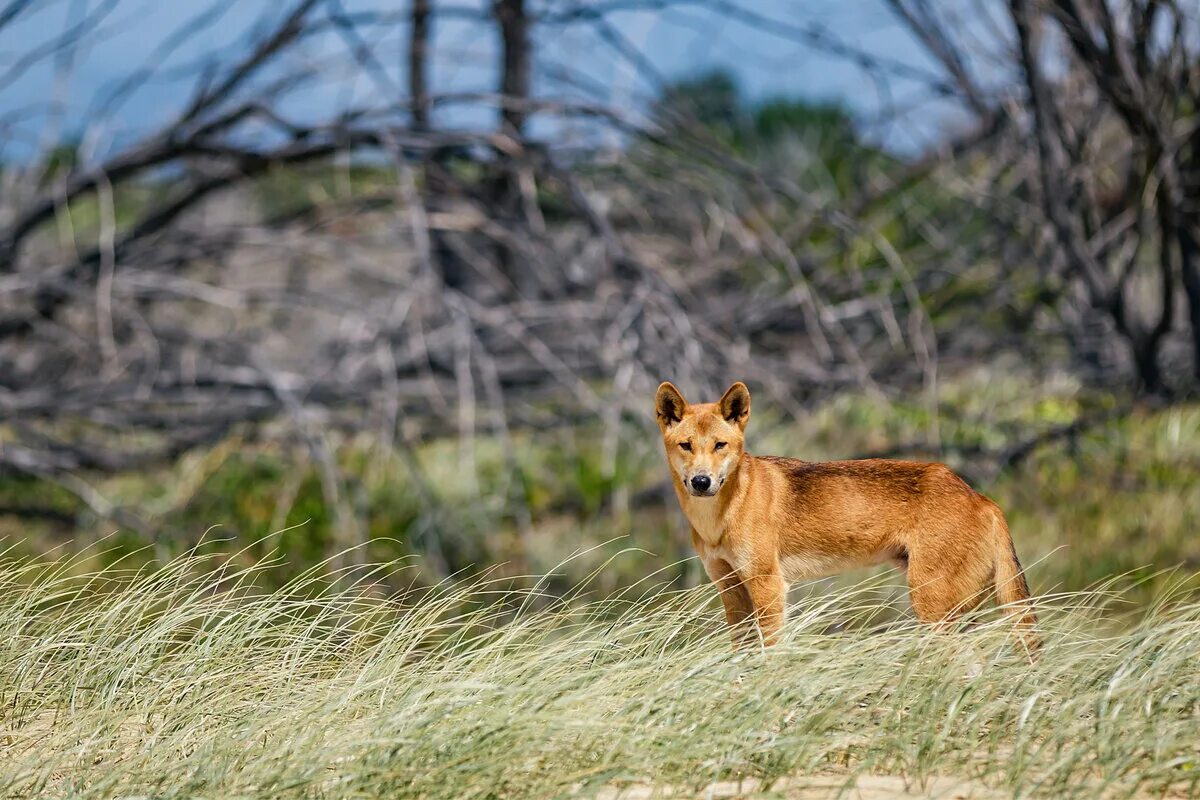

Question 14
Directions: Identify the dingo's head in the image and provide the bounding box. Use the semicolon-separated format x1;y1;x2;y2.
654;381;750;498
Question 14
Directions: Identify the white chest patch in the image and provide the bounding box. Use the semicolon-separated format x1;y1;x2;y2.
683;498;725;545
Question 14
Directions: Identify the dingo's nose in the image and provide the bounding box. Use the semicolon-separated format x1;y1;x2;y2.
690;475;712;492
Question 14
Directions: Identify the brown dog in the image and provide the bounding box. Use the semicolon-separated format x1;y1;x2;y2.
655;380;1040;653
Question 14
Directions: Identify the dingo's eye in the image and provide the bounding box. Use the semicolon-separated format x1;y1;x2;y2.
678;442;692;452
714;442;727;451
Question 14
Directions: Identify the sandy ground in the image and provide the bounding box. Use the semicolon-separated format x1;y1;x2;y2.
595;774;1004;799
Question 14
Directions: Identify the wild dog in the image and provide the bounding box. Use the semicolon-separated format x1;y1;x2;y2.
655;380;1040;654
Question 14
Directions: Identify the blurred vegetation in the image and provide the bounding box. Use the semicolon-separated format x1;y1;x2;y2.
4;72;1196;618
654;69;891;195
4;367;1197;610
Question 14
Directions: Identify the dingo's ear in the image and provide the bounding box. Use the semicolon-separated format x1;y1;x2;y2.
719;382;750;430
655;382;687;429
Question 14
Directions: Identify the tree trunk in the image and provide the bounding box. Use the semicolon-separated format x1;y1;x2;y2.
490;0;537;296
1182;126;1200;381
1010;0;1172;394
494;0;530;140
409;0;431;132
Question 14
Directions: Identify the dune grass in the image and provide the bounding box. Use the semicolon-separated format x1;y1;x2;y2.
1;544;1198;799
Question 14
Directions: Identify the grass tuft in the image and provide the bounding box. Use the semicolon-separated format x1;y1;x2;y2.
1;546;1198;798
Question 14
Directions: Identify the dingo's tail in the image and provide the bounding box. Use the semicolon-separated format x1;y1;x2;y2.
992;510;1041;657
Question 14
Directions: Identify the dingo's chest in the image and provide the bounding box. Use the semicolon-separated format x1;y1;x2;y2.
681;496;727;546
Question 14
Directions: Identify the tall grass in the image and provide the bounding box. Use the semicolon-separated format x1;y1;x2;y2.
1;544;1198;799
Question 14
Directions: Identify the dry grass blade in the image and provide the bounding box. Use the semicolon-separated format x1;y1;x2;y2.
0;547;1197;799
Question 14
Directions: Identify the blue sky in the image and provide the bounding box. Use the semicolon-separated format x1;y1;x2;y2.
0;1;1008;163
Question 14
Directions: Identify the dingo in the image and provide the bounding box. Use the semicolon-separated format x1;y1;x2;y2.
655;380;1040;653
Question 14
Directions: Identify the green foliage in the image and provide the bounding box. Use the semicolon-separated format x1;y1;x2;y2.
253;161;395;223
0;474;78;522
656;69;742;134
998;407;1200;600
656;71;863;151
652;69;891;197
749;99;855;145
38;141;80;185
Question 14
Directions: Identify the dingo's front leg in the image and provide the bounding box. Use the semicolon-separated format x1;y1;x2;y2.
742;571;786;646
704;557;755;646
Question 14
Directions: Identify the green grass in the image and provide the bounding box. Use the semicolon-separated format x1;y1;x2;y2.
1;546;1198;799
